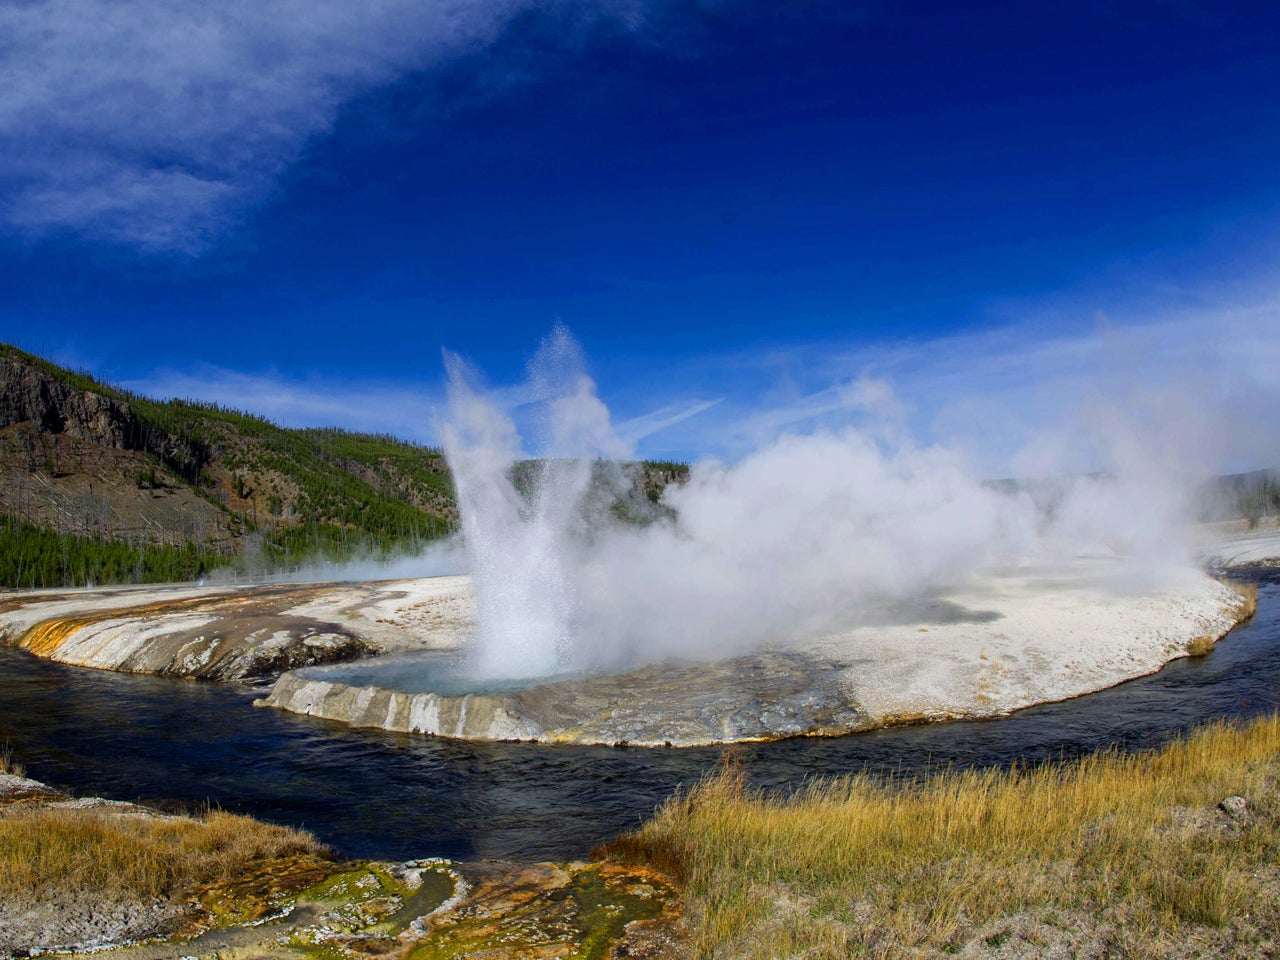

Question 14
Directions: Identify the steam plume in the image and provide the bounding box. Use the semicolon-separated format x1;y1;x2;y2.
442;324;1224;681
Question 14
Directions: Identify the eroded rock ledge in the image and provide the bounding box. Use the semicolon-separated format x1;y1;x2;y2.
0;576;473;681
258;650;871;746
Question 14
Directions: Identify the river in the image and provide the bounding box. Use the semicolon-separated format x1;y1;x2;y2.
1;572;1276;862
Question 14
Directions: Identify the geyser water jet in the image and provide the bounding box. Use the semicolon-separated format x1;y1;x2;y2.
442;327;631;680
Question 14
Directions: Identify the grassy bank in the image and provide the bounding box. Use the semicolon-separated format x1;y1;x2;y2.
0;800;328;906
609;713;1280;958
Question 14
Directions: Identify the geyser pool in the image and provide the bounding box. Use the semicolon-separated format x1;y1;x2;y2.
258;555;1247;747
290;652;586;697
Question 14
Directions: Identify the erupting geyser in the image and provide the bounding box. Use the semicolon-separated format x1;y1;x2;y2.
439;325;1208;687
257;323;1254;746
441;326;633;680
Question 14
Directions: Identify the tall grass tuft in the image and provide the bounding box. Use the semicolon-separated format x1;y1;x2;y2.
0;744;23;779
608;713;1280;958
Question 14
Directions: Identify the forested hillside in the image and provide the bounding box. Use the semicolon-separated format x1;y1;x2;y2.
0;345;459;587
0;345;688;588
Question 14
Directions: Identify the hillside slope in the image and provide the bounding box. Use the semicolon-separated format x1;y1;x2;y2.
0;346;688;588
0;346;460;586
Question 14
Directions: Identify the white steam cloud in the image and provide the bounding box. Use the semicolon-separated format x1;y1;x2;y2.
443;324;1224;681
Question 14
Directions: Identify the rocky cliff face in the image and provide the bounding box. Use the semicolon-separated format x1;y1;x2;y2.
0;357;135;449
0;355;210;479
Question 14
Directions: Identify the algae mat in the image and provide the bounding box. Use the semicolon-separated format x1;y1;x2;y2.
62;858;685;960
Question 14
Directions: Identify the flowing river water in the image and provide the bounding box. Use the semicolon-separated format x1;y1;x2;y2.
2;572;1277;863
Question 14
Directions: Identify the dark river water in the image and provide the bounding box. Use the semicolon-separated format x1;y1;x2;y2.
2;572;1277;863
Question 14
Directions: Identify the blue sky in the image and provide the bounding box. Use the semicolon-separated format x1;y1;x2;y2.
2;1;1279;469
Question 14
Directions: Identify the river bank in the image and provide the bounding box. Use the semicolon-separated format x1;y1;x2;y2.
6;711;1280;958
612;712;1280;959
0;765;685;959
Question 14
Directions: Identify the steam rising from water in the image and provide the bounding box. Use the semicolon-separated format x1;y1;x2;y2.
444;326;1215;681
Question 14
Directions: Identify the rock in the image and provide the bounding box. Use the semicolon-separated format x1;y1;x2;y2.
1220;795;1248;817
0;356;135;449
0;353;210;478
10;610;373;681
257;650;873;747
0;772;63;803
0;578;474;684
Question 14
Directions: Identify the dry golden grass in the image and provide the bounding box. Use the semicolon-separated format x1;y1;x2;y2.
0;745;23;778
1185;634;1217;657
609;713;1280;958
0;806;328;903
1187;582;1259;657
1228;580;1259;621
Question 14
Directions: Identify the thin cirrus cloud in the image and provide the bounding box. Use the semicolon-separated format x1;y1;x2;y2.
122;367;445;442
640;294;1280;475
0;0;641;253
614;397;724;446
123;292;1280;472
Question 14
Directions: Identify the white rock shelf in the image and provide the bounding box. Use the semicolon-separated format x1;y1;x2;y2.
257;562;1252;747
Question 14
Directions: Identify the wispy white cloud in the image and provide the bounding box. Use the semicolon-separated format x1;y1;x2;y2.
120;289;1280;475
622;291;1280;474
614;397;722;444
0;0;642;252
122;366;444;442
